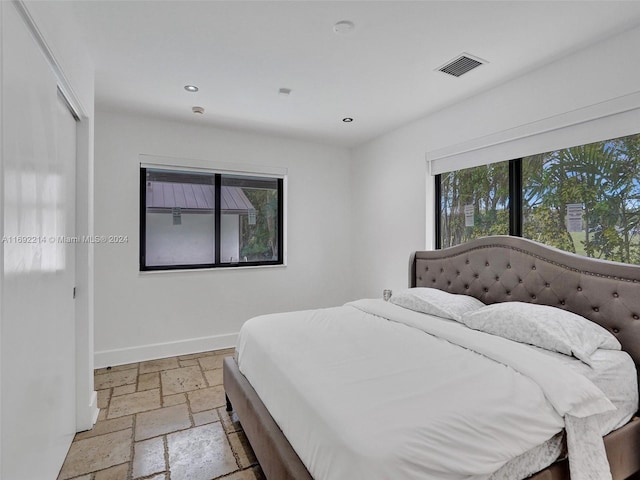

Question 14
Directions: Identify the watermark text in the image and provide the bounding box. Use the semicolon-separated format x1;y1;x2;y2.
2;235;128;244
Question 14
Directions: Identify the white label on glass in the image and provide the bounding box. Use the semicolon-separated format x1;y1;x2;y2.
172;207;182;226
566;203;583;232
464;204;474;227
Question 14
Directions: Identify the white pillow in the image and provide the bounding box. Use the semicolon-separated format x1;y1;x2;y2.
390;288;485;321
460;302;621;365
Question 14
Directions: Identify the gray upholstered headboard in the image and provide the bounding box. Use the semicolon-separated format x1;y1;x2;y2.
410;235;640;398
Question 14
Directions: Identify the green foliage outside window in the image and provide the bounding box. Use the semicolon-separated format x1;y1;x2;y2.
438;133;640;264
440;162;509;248
239;188;279;261
523;134;640;263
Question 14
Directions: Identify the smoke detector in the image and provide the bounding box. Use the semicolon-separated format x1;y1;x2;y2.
437;53;487;77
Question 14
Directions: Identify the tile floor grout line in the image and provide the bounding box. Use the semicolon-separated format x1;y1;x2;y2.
200;356;211;389
60;349;263;480
163;434;171;480
158;364;165;406
135;367;141;394
186;395;196;429
227;429;243;470
129;401;138;480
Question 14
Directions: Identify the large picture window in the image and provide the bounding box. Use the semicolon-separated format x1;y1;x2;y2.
437;133;640;264
140;167;283;270
439;162;510;249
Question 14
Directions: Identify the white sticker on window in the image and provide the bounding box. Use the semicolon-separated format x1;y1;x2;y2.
464;204;474;227
566;203;583;232
172;207;182;226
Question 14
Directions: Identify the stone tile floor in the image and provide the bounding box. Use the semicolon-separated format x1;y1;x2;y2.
58;349;265;480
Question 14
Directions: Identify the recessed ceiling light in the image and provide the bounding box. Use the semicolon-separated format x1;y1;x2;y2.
333;20;355;35
184;85;199;92
342;117;354;123
278;88;292;97
192;106;204;114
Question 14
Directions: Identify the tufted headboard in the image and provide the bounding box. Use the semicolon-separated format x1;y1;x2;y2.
410;235;640;398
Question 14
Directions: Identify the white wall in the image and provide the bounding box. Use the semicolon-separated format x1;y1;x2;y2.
146;212;215;266
94;110;353;366
351;25;640;299
220;214;240;263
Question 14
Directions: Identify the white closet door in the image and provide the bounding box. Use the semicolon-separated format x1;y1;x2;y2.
1;2;77;479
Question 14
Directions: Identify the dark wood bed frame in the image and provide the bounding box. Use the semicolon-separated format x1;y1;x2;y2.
224;235;640;480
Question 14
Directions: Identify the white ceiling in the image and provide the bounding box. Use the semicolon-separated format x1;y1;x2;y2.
69;1;640;147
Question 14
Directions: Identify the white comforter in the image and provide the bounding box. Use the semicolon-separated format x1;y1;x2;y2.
236;299;621;480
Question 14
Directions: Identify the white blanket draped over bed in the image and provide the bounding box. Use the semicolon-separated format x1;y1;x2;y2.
236;299;626;480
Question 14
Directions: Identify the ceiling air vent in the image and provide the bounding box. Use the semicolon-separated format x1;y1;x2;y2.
437;53;486;77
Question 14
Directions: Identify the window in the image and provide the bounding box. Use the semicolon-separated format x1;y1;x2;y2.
522;135;640;263
438;162;510;248
140;167;283;270
436;133;640;264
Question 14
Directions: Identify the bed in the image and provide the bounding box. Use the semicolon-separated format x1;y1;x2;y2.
223;235;640;480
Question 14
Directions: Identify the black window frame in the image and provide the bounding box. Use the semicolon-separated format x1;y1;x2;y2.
436;132;640;260
140;167;284;271
435;158;521;250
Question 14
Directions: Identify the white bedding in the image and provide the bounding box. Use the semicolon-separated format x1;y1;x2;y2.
489;346;638;480
236;299;638;480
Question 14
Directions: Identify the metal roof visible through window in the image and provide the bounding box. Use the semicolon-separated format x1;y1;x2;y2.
145;181;254;214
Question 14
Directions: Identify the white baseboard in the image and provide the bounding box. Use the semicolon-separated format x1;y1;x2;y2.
76;390;100;433
94;333;238;368
90;391;100;425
